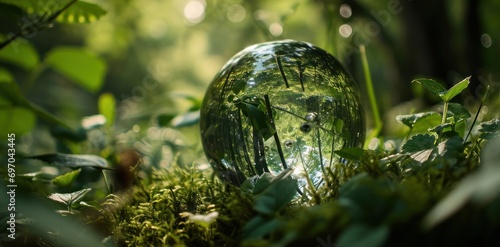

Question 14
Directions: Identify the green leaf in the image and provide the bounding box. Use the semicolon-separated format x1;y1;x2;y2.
412;78;447;99
447;103;471;121
98;93;115;127
253;176;297;215
0;78;73;130
52;169;81;187
171;111;200;127
0;36;39;70
242;215;281;240
56;1;107;23
338;224;389;247
0;107;36;136
478;118;500;139
439;77;470;102
411;112;442;134
423;137;500;229
240;175;259;193
45;47;106;92
0;0;106;24
48;188;91;206
338;174;396;223
401;134;435;153
405;136;463;165
0;71;37;135
396;112;439;129
334;147;365;162
156;113;176;127
253;173;275;195
235;100;275;140
0;0;38;13
29;153;110;170
0;67;14;82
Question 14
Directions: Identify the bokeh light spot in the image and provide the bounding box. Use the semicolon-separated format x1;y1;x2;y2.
132;124;141;133
227;4;246;23
481;33;492;48
340;4;352;18
184;0;206;24
269;23;283;36
339;24;352;38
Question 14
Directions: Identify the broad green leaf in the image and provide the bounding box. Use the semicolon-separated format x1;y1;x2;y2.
412;78;447;99
440;77;470;102
0;67;14;82
171;110;200;127
56;1;107;23
396;112;439;129
253;173;275;195
45;47;106;92
423;137;500;229
334;147;365;162
98;93;115;127
0;0;106;24
406;136;463;165
478;118;500;139
29;153;110;169
0;79;73;130
52;169;81;187
167;91;202;109
411;112;442;134
0;0;38;13
0;35;39;70
48;188;91;206
447;103;471;121
401;134;435;153
156;113;176;127
0;107;36;136
338;224;389;247
338;174;397;223
235;100;275;140
51;125;88;142
0;74;36;135
478;118;500;132
242;215;281;240
240;175;259;193
253;177;297;215
231;79;247;95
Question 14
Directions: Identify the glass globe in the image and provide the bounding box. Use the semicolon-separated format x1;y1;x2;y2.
200;40;364;189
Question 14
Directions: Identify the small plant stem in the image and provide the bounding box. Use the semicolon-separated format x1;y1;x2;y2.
360;45;383;143
264;94;287;170
465;85;489;143
102;169;112;194
441;101;449;125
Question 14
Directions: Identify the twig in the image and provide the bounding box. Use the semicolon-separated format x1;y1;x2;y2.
0;0;79;50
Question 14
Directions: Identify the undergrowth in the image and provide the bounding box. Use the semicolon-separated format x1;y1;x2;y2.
101;77;500;247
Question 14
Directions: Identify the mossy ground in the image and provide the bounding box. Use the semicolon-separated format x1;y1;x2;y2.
106;129;500;247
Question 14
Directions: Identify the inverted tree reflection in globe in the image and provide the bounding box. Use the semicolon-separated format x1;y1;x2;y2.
200;40;364;189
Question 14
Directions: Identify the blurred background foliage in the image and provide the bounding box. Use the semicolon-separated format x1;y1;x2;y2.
0;0;499;153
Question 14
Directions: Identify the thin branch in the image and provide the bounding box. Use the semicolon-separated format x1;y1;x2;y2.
0;0;79;50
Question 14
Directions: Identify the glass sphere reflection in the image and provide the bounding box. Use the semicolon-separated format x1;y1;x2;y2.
200;40;365;189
